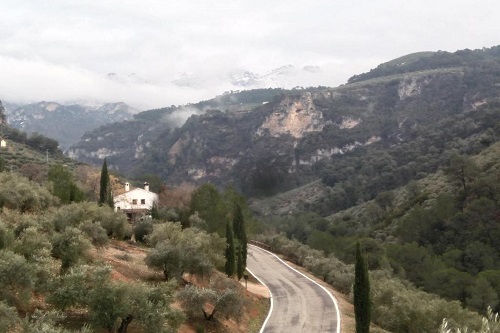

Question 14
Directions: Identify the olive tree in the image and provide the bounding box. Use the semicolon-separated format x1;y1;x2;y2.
0;173;57;212
145;223;224;281
177;275;244;321
0;249;35;306
0;301;18;333
88;280;183;333
51;227;92;271
21;309;92;333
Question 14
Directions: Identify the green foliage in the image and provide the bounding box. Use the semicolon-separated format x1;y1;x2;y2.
224;221;235;277
51;227;92;271
88;279;183;333
49;202;129;240
232;203;247;279
371;272;482;333
466;277;499;312
0;249;35;306
133;219;154;243
21;309;92;333
99;158;113;208
0;172;57;212
145;223;224;281
79;220;109;247
439;307;500;333
47;266;90;311
0;221;14;250
0;301;18;333
189;183;228;235
348;46;500;83
48;164;84;204
354;242;371;333
177;275;244;321
13;226;52;261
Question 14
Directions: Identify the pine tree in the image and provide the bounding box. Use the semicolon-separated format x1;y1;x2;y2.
225;221;236;277
354;241;371;333
99;158;113;208
233;203;247;270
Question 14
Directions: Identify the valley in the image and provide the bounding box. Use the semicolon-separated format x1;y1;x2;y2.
1;45;500;333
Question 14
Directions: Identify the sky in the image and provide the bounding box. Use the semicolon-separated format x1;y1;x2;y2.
1;0;499;110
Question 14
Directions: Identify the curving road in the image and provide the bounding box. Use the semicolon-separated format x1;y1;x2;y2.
247;244;341;333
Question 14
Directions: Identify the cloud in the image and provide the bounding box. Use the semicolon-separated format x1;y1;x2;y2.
163;106;207;128
0;55;235;110
1;0;500;110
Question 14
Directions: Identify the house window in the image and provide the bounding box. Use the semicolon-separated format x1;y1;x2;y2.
141;199;146;205
132;199;137;205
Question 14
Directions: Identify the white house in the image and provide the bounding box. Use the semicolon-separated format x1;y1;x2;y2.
114;182;158;220
0;139;6;148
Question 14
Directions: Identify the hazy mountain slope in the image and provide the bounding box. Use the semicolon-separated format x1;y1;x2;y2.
0;110;78;171
348;45;500;83
68;88;285;173
5;101;137;151
69;46;500;213
0;101;7;125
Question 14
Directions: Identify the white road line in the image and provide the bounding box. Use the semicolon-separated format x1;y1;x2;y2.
248;244;342;333
245;265;274;333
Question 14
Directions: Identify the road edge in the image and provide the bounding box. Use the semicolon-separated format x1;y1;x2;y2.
246;264;274;333
248;244;342;333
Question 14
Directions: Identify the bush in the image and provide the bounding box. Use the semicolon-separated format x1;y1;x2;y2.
133;219;154;243
0;173;57;212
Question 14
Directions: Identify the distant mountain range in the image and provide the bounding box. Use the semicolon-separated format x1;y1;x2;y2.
107;64;324;90
4;101;138;151
227;65;322;88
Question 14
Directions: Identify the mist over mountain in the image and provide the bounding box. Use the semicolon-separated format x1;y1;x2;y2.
69;46;500;214
4;101;138;151
104;64;326;92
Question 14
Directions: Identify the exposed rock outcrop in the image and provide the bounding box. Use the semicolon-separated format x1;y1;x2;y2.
256;92;325;138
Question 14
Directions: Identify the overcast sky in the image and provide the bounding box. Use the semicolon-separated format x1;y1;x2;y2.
1;0;499;110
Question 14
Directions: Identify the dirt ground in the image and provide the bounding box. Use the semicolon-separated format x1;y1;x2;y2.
92;240;269;333
92;240;387;333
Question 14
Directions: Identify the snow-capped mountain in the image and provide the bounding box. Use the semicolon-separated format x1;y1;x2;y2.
169;65;323;89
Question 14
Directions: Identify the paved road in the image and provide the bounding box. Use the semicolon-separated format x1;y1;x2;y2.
247;244;341;333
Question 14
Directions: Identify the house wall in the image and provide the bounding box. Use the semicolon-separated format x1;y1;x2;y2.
114;189;158;211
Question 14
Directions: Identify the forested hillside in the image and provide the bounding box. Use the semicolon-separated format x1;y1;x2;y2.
69;46;500;213
5;45;500;332
0;139;267;332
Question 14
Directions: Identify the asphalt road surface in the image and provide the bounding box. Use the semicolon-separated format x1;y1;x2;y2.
247;244;341;333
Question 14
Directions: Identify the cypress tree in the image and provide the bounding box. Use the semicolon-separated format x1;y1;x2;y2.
233;203;247;268
236;245;244;280
354;241;371;333
99;158;113;208
225;221;236;277
151;202;160;220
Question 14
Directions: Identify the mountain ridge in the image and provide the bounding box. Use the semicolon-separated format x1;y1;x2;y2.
5;101;138;151
68;46;500;216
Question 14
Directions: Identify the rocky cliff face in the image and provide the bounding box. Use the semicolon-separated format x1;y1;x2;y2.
68;47;500;199
256;92;326;138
